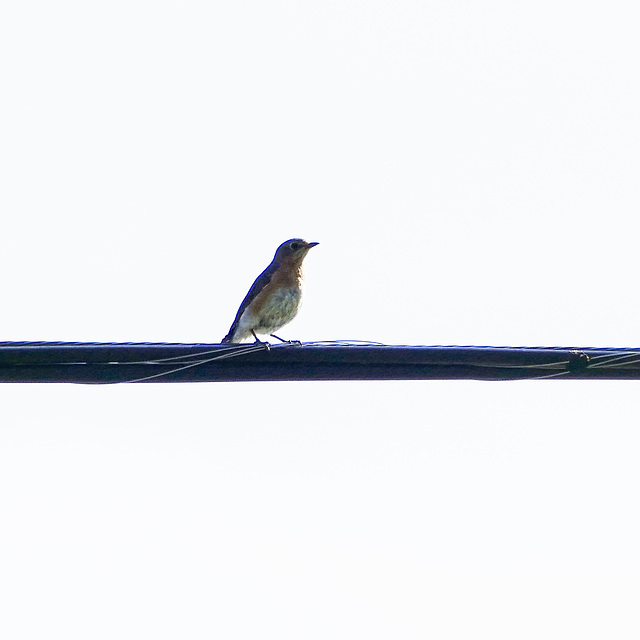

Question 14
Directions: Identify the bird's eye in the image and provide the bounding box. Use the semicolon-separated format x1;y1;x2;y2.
290;242;300;250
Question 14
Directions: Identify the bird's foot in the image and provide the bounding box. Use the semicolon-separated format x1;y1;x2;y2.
251;331;272;349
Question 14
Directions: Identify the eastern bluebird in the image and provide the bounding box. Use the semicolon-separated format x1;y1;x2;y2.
221;238;319;343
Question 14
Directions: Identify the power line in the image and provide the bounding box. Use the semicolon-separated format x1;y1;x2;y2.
1;341;639;383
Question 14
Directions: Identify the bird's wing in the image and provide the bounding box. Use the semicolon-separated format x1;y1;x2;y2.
222;262;277;342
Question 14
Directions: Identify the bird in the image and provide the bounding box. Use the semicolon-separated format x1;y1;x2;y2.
221;238;319;343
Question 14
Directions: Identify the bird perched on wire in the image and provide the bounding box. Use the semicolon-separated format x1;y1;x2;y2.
221;238;319;343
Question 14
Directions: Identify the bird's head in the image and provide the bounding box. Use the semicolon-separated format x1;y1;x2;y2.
274;238;319;264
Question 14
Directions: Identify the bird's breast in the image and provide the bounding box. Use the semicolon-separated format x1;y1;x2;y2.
254;287;302;331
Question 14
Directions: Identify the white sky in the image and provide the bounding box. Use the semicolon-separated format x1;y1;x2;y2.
1;1;639;638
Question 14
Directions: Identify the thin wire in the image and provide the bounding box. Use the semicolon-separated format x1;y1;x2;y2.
588;354;640;369
121;344;262;366
524;370;572;380
297;339;389;347
469;359;570;370
88;343;269;384
305;340;579;379
583;351;640;368
302;341;574;371
123;343;269;384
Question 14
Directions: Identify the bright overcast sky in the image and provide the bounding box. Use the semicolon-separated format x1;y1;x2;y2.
2;1;639;638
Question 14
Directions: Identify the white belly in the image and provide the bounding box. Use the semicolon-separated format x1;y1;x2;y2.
236;287;302;339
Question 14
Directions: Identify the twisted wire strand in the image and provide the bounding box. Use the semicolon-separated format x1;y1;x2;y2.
582;351;640;369
121;343;269;384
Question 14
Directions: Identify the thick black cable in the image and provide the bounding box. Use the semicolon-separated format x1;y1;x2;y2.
1;341;640;383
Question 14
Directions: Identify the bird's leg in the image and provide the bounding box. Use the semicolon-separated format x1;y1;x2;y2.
270;334;301;345
252;330;271;349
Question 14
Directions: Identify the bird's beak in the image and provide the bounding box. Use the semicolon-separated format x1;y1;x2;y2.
307;242;319;248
